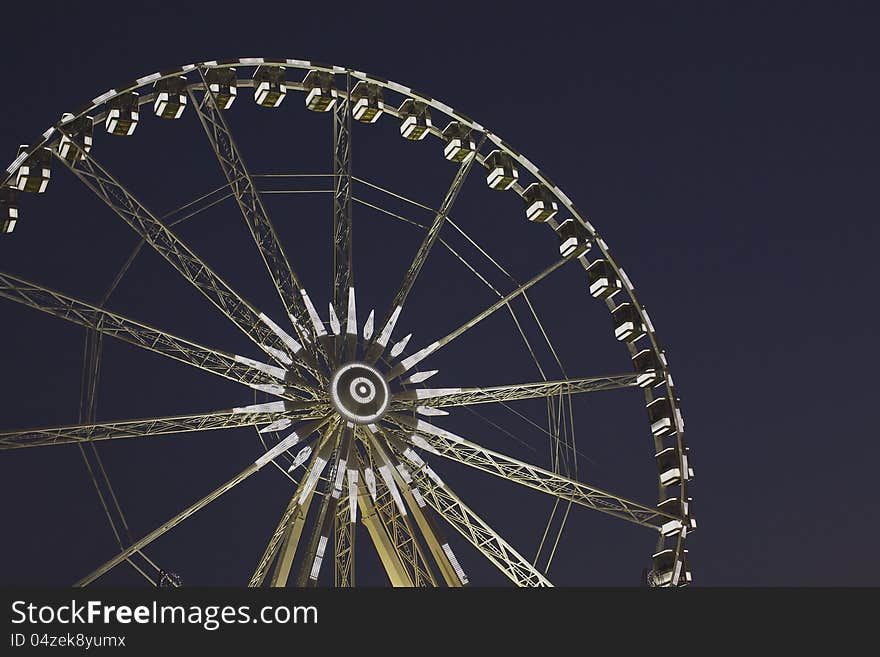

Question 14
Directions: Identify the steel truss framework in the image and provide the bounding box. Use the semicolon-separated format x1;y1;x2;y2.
0;57;692;588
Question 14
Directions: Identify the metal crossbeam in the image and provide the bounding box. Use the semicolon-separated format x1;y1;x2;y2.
189;74;320;369
332;73;354;313
390;416;678;529
53;139;310;375
406;462;552;587
393;373;639;408
0;272;300;398
0;408;299;450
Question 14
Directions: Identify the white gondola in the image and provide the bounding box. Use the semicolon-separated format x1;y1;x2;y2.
587;259;622;299
612;302;645;342
205;67;237;109
484;149;518;190
441;121;475;163
655;446;694;487
153;76;188;119
646;396;674;437
14;146;51;194
651;548;691;587
253;65;286;108
522;183;558;222
350;81;383;123
105;92;140;136
398;99;431;140
555;218;590;256
657;496;696;537
632;348;663;387
303;70;337;112
1;188;18;234
57;114;93;162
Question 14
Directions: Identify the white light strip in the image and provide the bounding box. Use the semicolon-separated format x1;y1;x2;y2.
406;369;438;384
255;431;303;468
258;313;303;354
417;406;448;417
259;418;292;434
300;290;327;337
289;445;312;470
234;401;286;415
416;420;464;444
137;72;161;85
390;333;412;358
378;465;407;516
364;468;377;502
248;383;287;396
234;354;286;380
333;458;347;498
363;310;375;340
328;303;341;335
262;345;293;366
400;342;439;373
91;90;117;105
299;457;329;504
346;287;357;335
410;434;440;456
395;463;413;483
347;470;358;523
442;543;469;584
411;488;427;508
376;306;402;347
424;466;445;488
402;447;425;468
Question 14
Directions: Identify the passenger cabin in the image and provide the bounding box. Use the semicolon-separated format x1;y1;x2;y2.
1;188;18;234
205;67;237;109
658;496;696;537
651;549;691;587
442;122;475;163
303;70;337;112
253;66;287;108
350;81;383;123
646;397;674;437
612;302;646;343
632;348;663;387
655;446;695;487
105;92;140;136
485;150;518;190
555;218;589;257
587;259;622;299
153;76;188;119
522;183;558;222
14;146;51;194
57;114;93;162
398;99;432;140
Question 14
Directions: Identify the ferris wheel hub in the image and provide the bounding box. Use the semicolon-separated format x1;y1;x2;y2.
328;361;390;425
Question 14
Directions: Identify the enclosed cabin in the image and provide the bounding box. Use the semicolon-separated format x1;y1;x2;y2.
14;146;51;194
302;70;337;112
522;183;559;223
646;396;675;437
57;114;94;162
555;218;590;257
632;348;664;387
153;76;188;119
105;92;140;136
651;548;691;587
655;445;695;487
611;302;646;343
587;259;623;299
350;81;384;123
442;121;476;163
253;65;287;108
205;67;237;109
484;149;518;190
658;496;696;536
1;188;18;234
398;99;432;140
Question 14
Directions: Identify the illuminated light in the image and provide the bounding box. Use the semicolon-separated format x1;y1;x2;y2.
362;309;375;340
233;354;287;380
442;122;475;163
13;146;52;194
302;70;337;112
205;67;237;110
105;92;140;136
253;65;287;107
406;369;438;385
153;76;188;119
522;183;559;223
350;81;384;123
389;333;411;358
555;218;590;257
484;150;518;190
57;114;94;162
398;99;431;140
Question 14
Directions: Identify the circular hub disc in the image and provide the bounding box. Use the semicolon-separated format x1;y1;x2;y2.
329;362;390;424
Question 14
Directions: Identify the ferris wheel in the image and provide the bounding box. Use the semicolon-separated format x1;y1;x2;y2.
0;57;695;587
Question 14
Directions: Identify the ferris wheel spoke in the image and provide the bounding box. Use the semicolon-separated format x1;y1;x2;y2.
384;249;586;382
189;72;324;371
393;373;639;408
0;271;312;399
332;74;354;319
52;140;316;379
75;415;331;587
0;407;305;450
402;455;552;587
387;415;679;530
366;147;483;364
366;427;464;586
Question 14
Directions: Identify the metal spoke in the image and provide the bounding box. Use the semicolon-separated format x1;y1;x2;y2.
0;408;308;450
75;415;331;587
53;136;314;376
393;373;639;408
388;415;679;530
332;73;354;314
385;249;586;381
189;71;321;369
358;433;436;586
366;139;483;363
402;456;552;587
0;271;309;399
334;436;358;587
